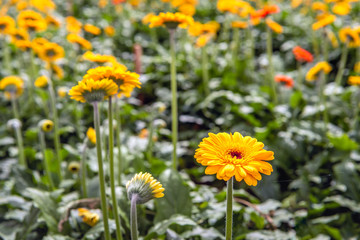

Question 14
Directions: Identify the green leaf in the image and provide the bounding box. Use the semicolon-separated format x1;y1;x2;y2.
154;169;192;223
290;91;303;109
250;212;265;229
327;133;358;151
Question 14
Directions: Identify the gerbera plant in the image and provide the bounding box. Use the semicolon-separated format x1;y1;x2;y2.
195;132;274;240
144;12;194;169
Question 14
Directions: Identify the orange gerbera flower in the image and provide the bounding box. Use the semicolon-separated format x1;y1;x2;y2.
292;46;314;63
251;5;280;19
265;18;283;33
195;132;274;185
275;75;294;88
146;12;194;29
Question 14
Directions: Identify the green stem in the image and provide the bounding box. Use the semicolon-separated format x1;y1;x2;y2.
297;61;303;91
93;102;111;240
130;194;138;240
247;26;255;75
146;113;155;160
3;38;12;74
169;29;178;170
266;26;277;104
319;71;328;130
202;46;210;97
48;77;62;182
28;49;37;102
108;98;123;240
335;43;349;86
81;139;88;198
232;28;240;71
115;97;122;185
39;131;55;190
352;88;360;131
225;177;233;240
311;24;320;59
11;96;26;167
322;29;329;62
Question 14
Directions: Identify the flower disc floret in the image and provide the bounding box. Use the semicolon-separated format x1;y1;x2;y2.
126;172;165;204
195;132;274;186
147;12;194;29
69;78;118;103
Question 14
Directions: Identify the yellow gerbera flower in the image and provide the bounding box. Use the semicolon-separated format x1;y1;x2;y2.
83;66;141;97
46;14;61;28
84;24;101;35
39;119;54;132
311;2;328;12
265;18;283;34
14;40;32;51
232;21;248;29
78;208;99;227
339;27;360;48
30;0;56;13
34;75;48;88
87;127;96;144
32;37;50;54
82;51;117;64
104;26;115;37
0;76;24;99
66;16;82;34
126;172;165;204
10;28;29;43
0;16;16;34
348;76;360;86
57;86;67;98
17;9;47;32
332;1;351;15
306;61;332;81
38;42;65;62
312;14;336;31
196;33;213;48
67;33;92;50
354;62;360;74
69;78;118;103
194;132;274;185
147;12;194;29
179;3;196;16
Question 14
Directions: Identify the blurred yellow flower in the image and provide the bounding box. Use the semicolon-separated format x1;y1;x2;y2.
339;27;360;48
46;15;61;28
30;0;56;13
84;24;101;35
57;87;67;98
68;161;80;173
196;33;212;48
0;76;24;99
326;29;339;48
311;2;328;12
265;18;283;33
142;13;155;25
354;62;360;74
38;42;65;62
32;37;49;54
51;64;64;79
78;208;99;227
348;76;360;86
39;119;54;132
17;9;47;32
35;76;48;88
332;1;351;15
179;3;196;16
66;16;82;34
232;21;248;29
87;127;96;144
67;33;92;50
0;16;15;34
14;40;32;51
291;0;302;8
147;12;194;29
104;26;115;37
194;132;274;185
82;51;117;64
312;14;336;30
306;61;332;81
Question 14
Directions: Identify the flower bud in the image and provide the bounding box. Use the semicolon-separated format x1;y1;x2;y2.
86;127;96;146
68;161;80;174
39;119;54;132
7;119;22;130
126;172;164;204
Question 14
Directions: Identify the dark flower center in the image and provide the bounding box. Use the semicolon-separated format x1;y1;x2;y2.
0;24;6;30
15;34;24;40
46;49;56;57
229;151;242;159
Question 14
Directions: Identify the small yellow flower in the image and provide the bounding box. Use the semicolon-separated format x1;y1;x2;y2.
104;26;115;37
339;27;360;48
142;13;155;25
78;208;99;227
68;161;80;173
66;16;82;34
84;24;101;35
291;0;302;8
10;28;29;43
69;78;118;103
179;3;196;16
126;172;165;204
17;9;47;32
46;14;61;28
195;132;274;185
354;62;360;74
39;119;54;132
332;1;351;15
51;64;64;79
312;14;336;31
232;21;248;29
32;37;50;54
30;0;56;13
87;127;96;144
38;42;65;62
311;2;328;12
306;61;332;81
265;18;283;34
326;29;339;48
147;12;194;29
348;76;360;86
0;16;16;34
14;40;32;51
196;34;212;48
67;34;92;50
34;76;48;88
82;51;117;64
0;76;24;99
57;87;67;98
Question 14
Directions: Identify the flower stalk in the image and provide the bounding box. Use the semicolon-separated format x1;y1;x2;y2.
108;97;123;240
39;130;55;190
169;28;178;170
130;194;139;240
202;46;210;97
335;42;349;86
225;177;233;240
81;139;88;198
11;96;26;167
266;25;277;104
48;77;62;182
115;97;122;185
232;28;240;71
93;102;111;240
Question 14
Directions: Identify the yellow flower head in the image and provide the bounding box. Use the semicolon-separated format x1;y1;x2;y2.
126;172;165;204
69;78;118;103
188;21;219;37
38;42;65;62
217;0;244;14
196;33;213;48
312;14;336;31
68;161;80;173
30;0;56;13
0;76;24;99
311;2;328;12
32;37;50;54
66;16;82;34
67;33;92;50
0;16;16;34
232;21;248;29
51;64;64;79
84;24;101;35
179;3;196;16
339;27;360;48
147;12;194;29
82;51;117;64
87;127;96;144
10;28;29;43
265;18;283;34
326;29;339;48
348;76;360;86
354;62;360;74
104;26;115;37
194;132;274;185
39;119;54;132
14;40;32;51
17;9;47;32
83;66;140;97
306;61;332;81
78;208;99;227
332;1;351;15
291;0;303;8
142;13;155;25
46;15;61;28
57;87;68;98
34;75;48;88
